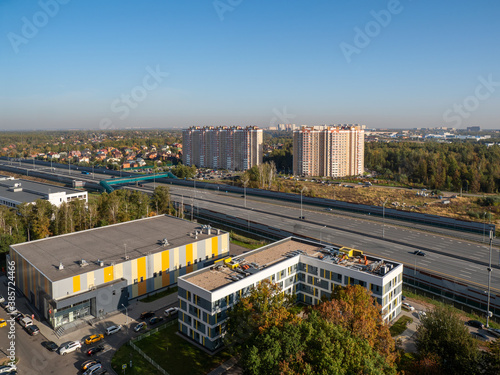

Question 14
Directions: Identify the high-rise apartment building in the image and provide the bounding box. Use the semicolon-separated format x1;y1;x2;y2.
293;125;364;177
182;126;263;171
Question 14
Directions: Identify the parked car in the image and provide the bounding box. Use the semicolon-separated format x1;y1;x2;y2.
105;325;122;335
94;370;108;375
58;340;82;355
402;302;414;311
81;360;101;371
149;316;163;325
85;334;104;345
42;341;59;352
467;320;484;329
471;332;489;341
83;363;102;375
418;311;427;320
86;345;105;356
164;307;179;317
139;311;155;320
14;313;24;323
0;295;4;303
0;365;16;373
19;317;33;328
26;325;40;335
134;322;147;332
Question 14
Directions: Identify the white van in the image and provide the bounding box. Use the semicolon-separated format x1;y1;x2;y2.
20;317;33;328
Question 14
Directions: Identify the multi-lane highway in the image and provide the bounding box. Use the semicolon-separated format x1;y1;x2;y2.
1;159;499;314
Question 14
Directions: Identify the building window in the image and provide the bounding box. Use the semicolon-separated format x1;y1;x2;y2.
140;277;144;282
159;270;162;276
153;272;157;278
134;279;138;284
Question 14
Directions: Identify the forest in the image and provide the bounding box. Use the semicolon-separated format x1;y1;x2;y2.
365;141;500;193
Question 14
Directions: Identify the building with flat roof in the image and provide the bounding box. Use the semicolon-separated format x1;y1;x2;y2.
9;215;229;328
178;237;403;351
0;175;87;208
293;125;364;177
182;126;263;171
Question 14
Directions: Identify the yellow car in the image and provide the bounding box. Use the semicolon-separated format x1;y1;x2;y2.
0;319;6;328
85;334;104;345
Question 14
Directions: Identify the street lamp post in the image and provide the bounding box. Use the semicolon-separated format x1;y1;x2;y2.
486;230;493;327
244;181;247;208
382;198;389;239
122;304;128;324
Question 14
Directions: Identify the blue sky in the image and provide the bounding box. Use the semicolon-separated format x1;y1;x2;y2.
1;0;499;130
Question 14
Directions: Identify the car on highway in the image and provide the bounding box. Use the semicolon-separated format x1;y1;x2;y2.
58;340;82;355
0;319;6;328
134;322;147;332
402;302;414;311
105;325;122;335
86;345;105;356
467;320;484;329
85;334;104;345
26;325;40;335
82;360;101;371
139;311;155;320
413;250;426;256
83;363;102;375
42;341;59;352
164;307;179;317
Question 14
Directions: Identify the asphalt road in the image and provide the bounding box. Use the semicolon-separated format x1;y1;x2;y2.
2;161;500;294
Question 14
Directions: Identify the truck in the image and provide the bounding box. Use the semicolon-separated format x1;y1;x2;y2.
81;171;90;175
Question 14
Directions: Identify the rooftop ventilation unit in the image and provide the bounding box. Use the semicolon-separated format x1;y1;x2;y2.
97;259;104;267
80;259;88;267
162;238;169;246
58;262;64;270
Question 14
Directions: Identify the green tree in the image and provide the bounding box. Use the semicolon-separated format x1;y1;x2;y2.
415;305;480;374
316;284;396;366
150;186;170;214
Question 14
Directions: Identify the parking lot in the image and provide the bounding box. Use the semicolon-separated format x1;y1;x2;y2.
0;275;178;374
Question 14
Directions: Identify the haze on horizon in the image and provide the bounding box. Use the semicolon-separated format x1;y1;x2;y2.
1;0;499;131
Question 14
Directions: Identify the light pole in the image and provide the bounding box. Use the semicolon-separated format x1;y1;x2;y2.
382;198;389;239
320;225;326;245
122;304;128;324
486;230;493;327
300;187;306;219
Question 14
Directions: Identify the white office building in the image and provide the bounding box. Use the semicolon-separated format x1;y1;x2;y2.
177;237;403;351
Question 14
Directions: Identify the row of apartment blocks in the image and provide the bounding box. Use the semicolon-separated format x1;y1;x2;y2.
182;126;263;171
293;125;365;177
178;237;403;351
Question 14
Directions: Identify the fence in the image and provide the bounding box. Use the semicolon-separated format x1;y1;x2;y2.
128;320;177;375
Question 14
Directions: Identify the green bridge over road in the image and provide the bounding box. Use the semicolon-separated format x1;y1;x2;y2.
99;172;177;193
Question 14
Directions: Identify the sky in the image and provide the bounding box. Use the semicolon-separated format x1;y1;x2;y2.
0;0;499;130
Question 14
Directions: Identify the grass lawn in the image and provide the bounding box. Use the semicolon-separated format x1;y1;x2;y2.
111;342;163;375
132;322;232;375
403;288;500;329
390;315;413;337
230;232;267;250
139;286;178;303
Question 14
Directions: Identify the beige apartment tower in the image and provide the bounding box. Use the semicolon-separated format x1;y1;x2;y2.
293;125;364;177
182;126;263;171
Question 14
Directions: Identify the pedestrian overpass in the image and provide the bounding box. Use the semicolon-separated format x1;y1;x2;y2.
99;172;177;193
